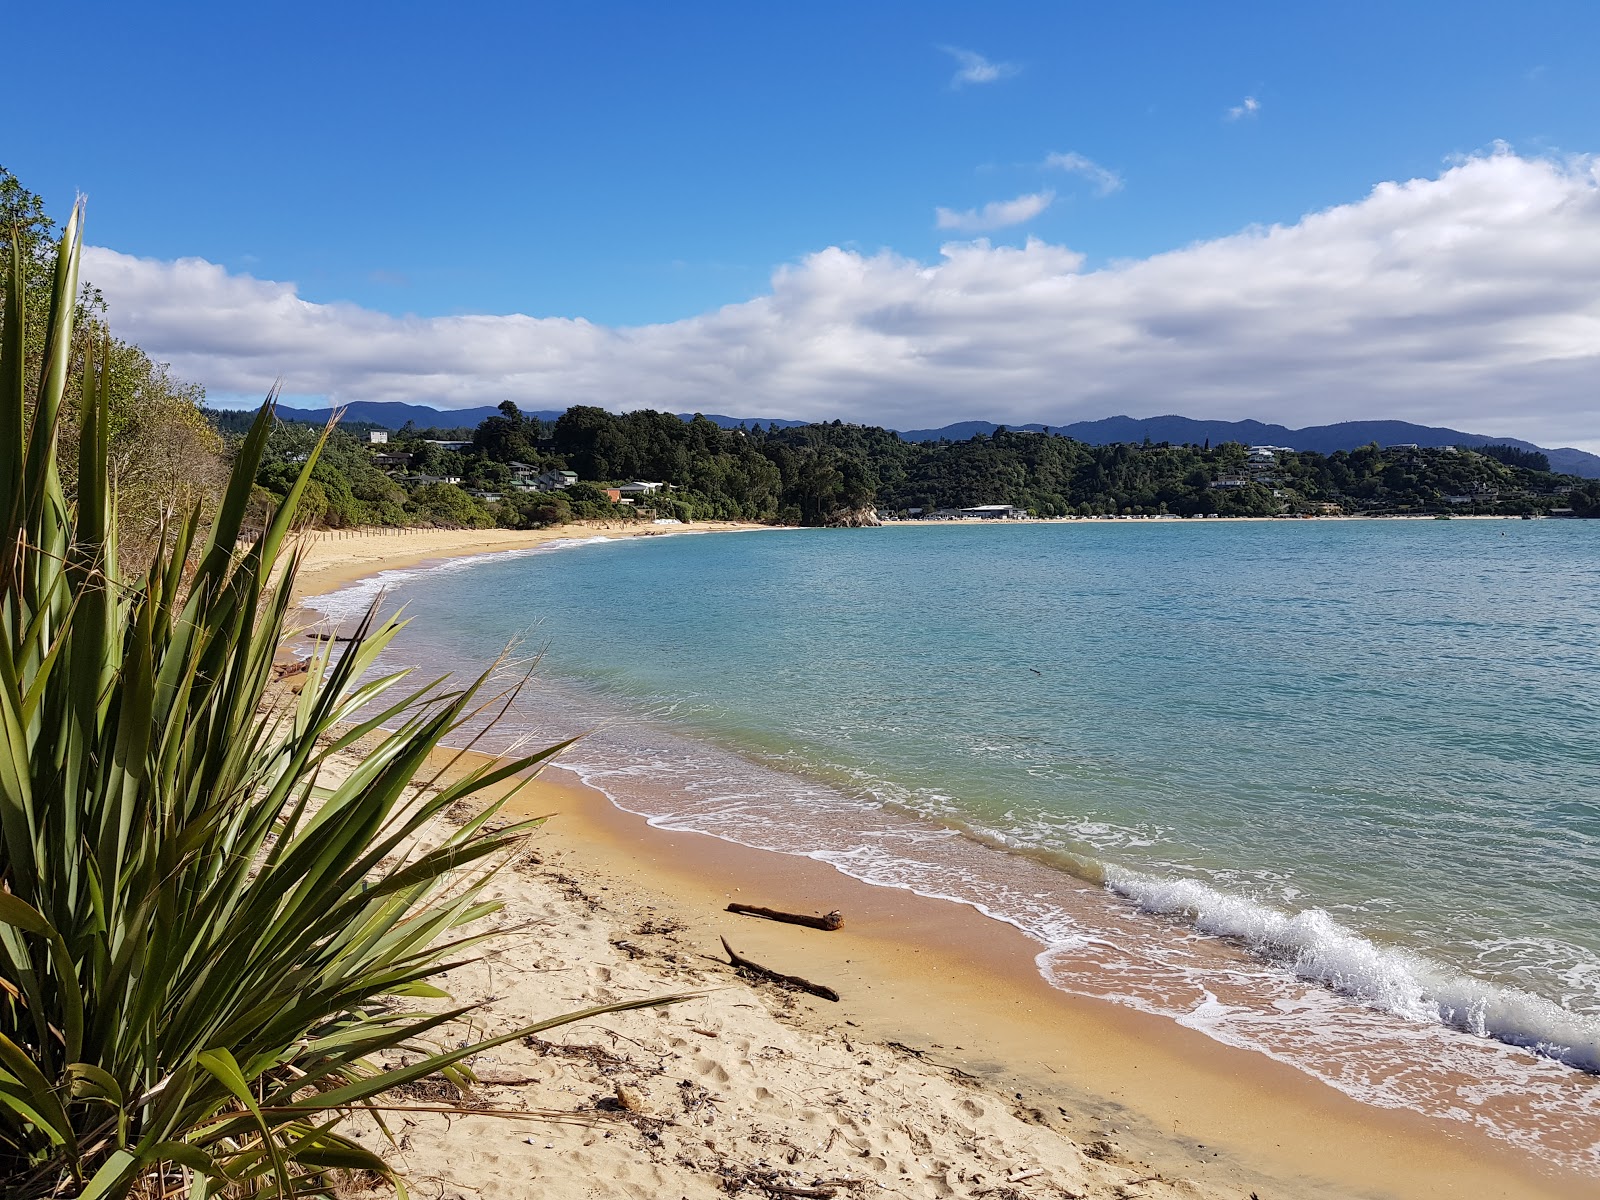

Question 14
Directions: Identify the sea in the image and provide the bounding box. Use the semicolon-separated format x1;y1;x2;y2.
307;519;1600;1170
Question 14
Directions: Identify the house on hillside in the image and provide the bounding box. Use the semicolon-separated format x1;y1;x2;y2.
372;452;413;471
617;481;666;498
1245;446;1286;481
368;430;389;444
520;469;577;493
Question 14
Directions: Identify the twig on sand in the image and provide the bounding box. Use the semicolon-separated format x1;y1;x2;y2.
727;903;845;931
721;938;841;1002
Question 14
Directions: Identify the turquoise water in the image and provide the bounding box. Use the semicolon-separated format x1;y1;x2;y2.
312;520;1600;1166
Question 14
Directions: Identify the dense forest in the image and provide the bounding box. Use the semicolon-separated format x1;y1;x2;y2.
212;400;1600;529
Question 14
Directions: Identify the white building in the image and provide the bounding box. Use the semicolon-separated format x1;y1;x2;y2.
618;481;666;498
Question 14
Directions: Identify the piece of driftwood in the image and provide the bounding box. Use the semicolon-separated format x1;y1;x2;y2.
720;937;840;1002
726;903;844;931
305;631;357;642
761;1185;835;1199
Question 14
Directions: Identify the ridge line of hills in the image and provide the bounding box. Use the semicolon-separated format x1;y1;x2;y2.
239;400;1600;479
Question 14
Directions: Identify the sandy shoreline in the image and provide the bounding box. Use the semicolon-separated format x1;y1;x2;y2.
287;520;775;607
291;524;1591;1200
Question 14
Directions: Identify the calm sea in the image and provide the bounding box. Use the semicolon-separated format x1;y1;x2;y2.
310;520;1600;1169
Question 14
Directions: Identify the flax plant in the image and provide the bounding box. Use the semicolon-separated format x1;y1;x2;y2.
0;208;675;1198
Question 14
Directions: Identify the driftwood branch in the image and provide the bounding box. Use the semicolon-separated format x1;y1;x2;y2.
727;903;844;931
721;937;840;1002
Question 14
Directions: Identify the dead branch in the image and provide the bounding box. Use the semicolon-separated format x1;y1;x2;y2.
721;937;841;1002
727;903;844;931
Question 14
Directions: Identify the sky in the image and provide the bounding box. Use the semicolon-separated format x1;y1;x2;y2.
10;1;1600;448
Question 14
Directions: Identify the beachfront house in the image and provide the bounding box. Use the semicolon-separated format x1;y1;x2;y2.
617;480;666;498
960;504;1024;519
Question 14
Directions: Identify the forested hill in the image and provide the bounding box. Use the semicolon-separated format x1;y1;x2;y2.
258;400;1600;479
215;401;1600;530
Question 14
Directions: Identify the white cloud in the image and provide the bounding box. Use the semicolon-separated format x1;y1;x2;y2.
84;151;1600;451
1042;151;1123;196
1228;95;1261;120
940;46;1018;87
935;191;1055;232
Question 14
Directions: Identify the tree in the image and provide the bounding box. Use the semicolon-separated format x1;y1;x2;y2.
1;166;225;559
406;481;493;527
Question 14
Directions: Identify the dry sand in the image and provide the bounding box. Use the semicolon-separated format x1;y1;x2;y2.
290;526;1590;1200
287;521;773;606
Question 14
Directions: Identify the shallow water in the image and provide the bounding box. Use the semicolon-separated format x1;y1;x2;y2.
309;520;1600;1170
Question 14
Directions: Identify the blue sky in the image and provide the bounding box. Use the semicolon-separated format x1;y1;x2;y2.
11;2;1600;444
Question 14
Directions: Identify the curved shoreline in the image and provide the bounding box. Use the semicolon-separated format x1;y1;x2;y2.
292;523;1595;1200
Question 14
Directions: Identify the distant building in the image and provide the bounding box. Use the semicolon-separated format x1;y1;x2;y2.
960;504;1024;519
1211;474;1250;489
522;469;577;493
368;430;389;444
617;480;666;497
424;439;474;452
372;452;413;471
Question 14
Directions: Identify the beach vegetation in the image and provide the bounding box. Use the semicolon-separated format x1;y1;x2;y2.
0;208;684;1198
1;167;229;562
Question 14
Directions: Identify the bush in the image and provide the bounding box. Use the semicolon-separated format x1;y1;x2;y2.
0;206;684;1198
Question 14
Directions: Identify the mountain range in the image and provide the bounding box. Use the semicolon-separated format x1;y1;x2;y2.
250;401;1600;479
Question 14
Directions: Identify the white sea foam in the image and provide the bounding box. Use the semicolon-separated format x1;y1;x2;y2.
1103;866;1600;1072
302;536;615;625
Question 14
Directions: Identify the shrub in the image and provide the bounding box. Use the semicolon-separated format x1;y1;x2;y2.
0;206;683;1198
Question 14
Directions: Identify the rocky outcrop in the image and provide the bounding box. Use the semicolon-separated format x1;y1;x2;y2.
824;506;882;527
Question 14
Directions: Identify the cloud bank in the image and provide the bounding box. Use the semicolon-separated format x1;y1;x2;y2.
84;151;1600;450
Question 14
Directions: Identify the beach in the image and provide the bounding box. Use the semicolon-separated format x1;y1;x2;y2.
292;524;1593;1200
286;521;772;607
